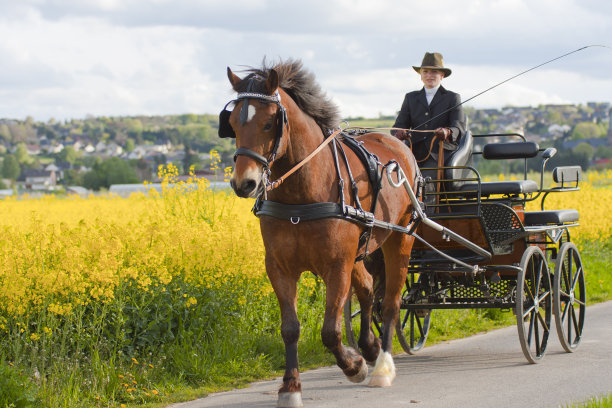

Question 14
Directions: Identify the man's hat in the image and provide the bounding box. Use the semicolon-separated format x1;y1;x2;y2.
413;52;451;77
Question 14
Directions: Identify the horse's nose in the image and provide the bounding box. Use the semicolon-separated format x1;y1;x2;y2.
231;177;259;198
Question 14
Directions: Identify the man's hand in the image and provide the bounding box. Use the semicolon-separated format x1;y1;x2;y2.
433;127;452;141
393;128;408;140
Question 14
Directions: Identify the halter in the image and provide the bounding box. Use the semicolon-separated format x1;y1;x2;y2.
218;83;288;170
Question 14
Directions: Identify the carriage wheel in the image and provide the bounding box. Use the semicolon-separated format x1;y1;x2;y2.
553;242;586;352
515;246;552;364
344;287;384;351
396;274;431;354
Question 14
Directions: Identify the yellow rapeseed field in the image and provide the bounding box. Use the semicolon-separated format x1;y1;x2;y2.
526;169;612;240
0;167;609;321
0;164;265;319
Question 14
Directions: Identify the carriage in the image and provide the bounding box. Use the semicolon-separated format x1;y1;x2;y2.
222;60;586;407
343;129;586;364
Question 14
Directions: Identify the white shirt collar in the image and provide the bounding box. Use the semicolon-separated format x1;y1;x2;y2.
424;85;440;105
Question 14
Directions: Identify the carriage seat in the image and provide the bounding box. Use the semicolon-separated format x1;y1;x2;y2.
523;209;579;226
456;141;540;198
458;179;538;197
444;130;473;190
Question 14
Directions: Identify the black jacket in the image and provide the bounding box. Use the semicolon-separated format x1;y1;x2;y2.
393;86;466;162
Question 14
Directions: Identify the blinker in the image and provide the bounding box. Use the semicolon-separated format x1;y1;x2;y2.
218;101;236;139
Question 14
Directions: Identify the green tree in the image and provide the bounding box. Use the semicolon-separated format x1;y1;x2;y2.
571;122;606;140
82;157;140;190
57;145;78;163
182;143;201;173
125;139;135;153
573;142;596;160
1;155;20;180
14;143;32;165
0;124;10;142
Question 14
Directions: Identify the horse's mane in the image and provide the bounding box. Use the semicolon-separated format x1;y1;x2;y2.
235;59;341;131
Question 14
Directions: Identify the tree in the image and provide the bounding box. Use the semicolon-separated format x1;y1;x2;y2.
125;139;135;153
0;124;10;142
182;143;201;173
57;145;78;163
1;155;20;180
82;157;140;190
573;142;595;160
15;143;32;165
571;122;606;140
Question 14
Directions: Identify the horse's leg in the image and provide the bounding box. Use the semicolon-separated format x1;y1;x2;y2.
368;233;413;387
351;260;381;363
267;264;303;408
321;263;368;383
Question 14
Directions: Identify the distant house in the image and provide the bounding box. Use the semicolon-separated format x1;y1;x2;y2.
26;144;41;155
21;169;57;190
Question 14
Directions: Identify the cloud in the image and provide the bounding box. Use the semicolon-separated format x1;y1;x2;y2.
0;0;609;120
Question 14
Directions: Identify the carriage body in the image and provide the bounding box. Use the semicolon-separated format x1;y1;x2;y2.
346;132;586;363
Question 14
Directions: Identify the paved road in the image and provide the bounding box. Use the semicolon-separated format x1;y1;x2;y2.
170;301;612;408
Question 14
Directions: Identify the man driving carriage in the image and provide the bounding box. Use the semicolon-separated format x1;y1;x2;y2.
392;52;467;198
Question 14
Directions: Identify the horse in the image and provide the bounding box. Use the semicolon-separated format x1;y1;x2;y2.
221;59;419;407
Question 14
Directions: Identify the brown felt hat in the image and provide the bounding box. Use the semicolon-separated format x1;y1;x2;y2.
413;52;451;77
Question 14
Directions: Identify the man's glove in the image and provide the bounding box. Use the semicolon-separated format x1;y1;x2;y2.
433;127;452;142
393;128;408;140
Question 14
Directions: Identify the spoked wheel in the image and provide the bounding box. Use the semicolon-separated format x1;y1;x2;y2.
396;274;431;354
344;282;384;351
553;242;586;352
515;246;552;364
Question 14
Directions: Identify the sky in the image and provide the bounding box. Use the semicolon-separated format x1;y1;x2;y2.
0;0;611;122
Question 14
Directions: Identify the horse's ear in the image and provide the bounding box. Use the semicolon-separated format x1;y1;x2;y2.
227;67;242;89
265;69;279;95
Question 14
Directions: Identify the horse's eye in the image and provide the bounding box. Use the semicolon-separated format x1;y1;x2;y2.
263;122;273;131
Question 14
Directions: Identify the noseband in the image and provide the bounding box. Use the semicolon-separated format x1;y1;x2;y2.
218;87;288;170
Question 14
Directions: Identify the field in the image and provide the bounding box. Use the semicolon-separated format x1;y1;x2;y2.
0;167;611;407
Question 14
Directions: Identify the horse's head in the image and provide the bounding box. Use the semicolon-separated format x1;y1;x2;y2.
220;67;288;198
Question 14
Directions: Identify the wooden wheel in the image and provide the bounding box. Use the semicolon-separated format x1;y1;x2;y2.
396;274;431;354
515;246;552;364
553;242;586;352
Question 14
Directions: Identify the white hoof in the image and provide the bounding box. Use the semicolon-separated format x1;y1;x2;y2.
368;374;393;387
367;351;396;387
277;391;303;408
347;359;368;383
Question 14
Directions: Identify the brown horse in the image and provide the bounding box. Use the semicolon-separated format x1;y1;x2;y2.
222;59;418;407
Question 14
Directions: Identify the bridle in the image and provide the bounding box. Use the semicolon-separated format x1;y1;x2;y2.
219;85;341;195
218;86;288;170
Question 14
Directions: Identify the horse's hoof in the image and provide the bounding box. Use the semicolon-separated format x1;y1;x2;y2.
346;359;368;383
368;351;395;387
277;391;303;408
368;374;393;387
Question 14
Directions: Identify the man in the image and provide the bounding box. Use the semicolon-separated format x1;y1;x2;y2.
393;52;466;172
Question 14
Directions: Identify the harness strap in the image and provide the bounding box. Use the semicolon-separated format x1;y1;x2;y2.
335;139;363;211
254;200;344;222
234;147;269;167
266;128;342;191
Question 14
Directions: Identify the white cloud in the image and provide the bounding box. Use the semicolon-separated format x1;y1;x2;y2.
0;0;610;121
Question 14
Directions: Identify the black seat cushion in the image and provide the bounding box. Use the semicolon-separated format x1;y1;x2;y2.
523;209;579;225
459;180;538;196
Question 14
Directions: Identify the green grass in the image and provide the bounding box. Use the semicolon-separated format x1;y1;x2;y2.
1;235;609;408
566;394;612;408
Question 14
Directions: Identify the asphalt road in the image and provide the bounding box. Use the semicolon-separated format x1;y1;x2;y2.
169;301;612;408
